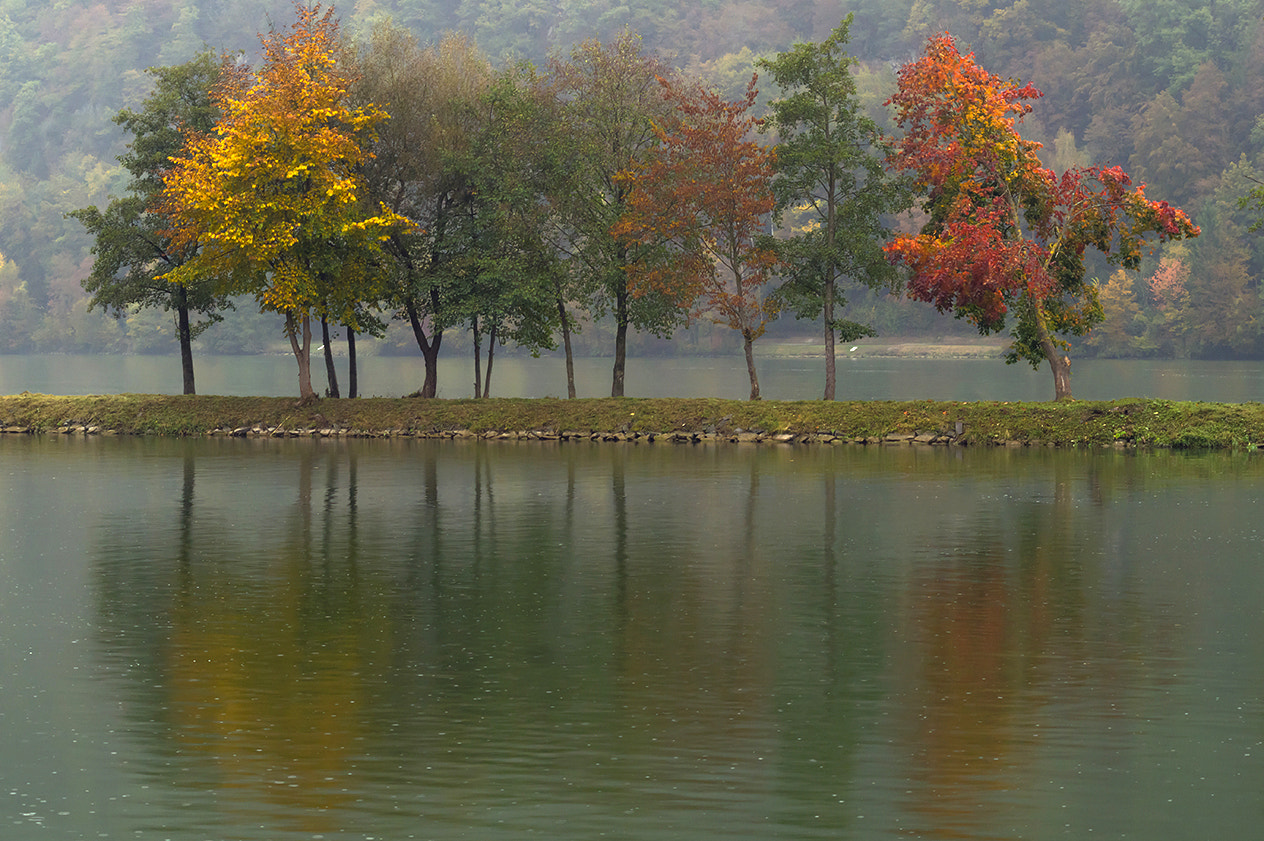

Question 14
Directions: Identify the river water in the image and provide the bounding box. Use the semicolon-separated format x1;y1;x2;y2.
4;352;1264;401
2;433;1262;840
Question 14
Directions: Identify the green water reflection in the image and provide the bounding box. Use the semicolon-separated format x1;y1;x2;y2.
1;437;1262;839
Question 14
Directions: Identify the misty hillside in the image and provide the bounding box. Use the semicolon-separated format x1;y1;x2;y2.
3;0;1263;359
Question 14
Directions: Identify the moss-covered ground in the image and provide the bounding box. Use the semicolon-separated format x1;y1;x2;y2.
3;393;1264;449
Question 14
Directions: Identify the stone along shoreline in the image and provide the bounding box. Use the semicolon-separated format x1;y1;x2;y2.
3;394;1264;449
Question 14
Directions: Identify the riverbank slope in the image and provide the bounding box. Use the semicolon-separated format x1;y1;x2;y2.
3;393;1263;449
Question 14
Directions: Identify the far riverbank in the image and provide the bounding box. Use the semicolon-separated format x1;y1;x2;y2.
3;394;1263;450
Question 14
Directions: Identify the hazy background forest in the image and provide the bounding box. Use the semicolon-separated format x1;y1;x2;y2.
2;0;1262;360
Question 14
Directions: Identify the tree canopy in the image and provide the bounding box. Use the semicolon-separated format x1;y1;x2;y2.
885;34;1199;399
758;15;909;400
160;3;405;399
70;49;237;394
614;75;782;399
547;31;689;397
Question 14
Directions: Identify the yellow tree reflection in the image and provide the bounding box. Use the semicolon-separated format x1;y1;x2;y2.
164;446;391;833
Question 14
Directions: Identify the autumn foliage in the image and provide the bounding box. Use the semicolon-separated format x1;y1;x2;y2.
885;35;1199;399
160;4;406;398
613;75;781;398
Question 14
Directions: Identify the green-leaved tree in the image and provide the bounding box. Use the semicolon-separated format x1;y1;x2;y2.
758;15;910;401
548;31;687;397
70;49;236;394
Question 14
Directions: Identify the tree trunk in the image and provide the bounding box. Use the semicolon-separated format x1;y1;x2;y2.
1031;298;1074;400
824;169;838;402
472;316;483;399
483;324;496;398
406;299;441;398
321;316;339;398
823;280;836;401
175;285;195;395
612;288;628;397
347;328;357;399
743;330;761;400
286;311;316;401
1045;347;1073;400
558;294;576;399
421;340;440;398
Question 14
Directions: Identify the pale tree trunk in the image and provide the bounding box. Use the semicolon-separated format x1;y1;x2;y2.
1025;216;1073;400
824;170;838;402
1030;297;1074;400
1045;347;1073;400
321;315;339;398
347;328;357;399
743;329;761;400
472;316;483;399
823;280;836;401
286;311;316;401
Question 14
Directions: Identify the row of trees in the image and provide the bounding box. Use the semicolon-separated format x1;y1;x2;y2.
8;2;1264;376
77;5;912;401
75;3;1198;401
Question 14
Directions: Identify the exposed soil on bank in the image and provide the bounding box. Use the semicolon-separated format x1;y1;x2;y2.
3;393;1264;450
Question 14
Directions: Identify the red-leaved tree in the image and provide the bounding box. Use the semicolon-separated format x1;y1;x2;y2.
613;75;782;400
885;35;1199;400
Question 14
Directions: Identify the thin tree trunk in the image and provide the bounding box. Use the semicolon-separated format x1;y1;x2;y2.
558;294;576;399
823;280;836;401
472;316;483;399
824;168;838;402
321;315;339;398
286;311;316;401
743;330;761;400
347;328;357;399
483;324;496;398
175;285;195;395
612;288;628;397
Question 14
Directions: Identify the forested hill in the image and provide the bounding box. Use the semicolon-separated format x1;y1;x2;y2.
3;0;1264;359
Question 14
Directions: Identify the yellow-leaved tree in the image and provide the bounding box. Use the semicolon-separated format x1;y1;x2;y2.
161;3;405;400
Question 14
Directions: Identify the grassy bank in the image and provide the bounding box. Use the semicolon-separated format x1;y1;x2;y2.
3;393;1264;449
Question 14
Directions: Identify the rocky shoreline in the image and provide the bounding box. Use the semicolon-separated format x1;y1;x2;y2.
3;394;1263;450
2;421;967;446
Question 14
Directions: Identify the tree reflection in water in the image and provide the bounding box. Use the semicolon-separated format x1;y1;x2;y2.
77;440;1256;840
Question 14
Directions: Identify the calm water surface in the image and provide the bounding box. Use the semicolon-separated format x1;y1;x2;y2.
4;353;1264;401
2;436;1262;839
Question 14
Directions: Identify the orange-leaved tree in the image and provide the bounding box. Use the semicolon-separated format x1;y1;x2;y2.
885;34;1198;400
161;3;406;400
613;75;782;400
